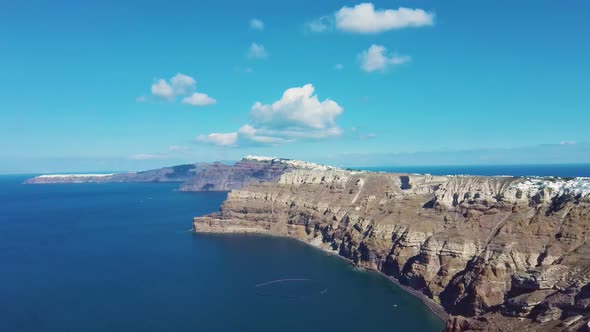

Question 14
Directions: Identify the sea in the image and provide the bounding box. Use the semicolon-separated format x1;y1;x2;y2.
0;175;443;332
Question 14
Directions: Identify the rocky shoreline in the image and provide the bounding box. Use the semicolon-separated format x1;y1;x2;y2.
194;164;590;331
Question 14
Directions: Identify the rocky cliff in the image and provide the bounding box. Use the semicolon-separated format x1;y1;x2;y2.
177;159;292;191
193;166;590;331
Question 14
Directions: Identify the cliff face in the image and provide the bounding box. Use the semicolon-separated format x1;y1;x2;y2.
177;160;292;191
194;168;590;331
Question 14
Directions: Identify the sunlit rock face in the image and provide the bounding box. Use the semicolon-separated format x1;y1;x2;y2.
194;163;590;332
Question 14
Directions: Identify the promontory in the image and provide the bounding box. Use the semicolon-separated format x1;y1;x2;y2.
193;157;590;331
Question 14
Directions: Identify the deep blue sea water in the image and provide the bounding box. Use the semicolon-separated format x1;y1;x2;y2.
0;176;443;332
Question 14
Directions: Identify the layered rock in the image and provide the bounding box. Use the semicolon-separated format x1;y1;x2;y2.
194;166;590;331
177;159;292;191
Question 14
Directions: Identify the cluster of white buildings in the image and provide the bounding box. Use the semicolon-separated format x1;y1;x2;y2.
511;177;590;198
243;155;340;171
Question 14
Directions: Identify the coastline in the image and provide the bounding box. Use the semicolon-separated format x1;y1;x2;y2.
192;226;450;323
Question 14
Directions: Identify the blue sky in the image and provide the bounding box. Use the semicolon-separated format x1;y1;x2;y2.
1;0;589;172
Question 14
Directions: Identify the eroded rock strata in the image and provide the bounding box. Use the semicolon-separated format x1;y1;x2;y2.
194;167;590;331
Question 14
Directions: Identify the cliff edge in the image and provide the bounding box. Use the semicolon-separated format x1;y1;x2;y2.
193;162;590;331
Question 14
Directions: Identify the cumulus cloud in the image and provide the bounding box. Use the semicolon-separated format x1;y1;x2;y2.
306;3;434;34
249;18;264;30
147;73;215;107
238;125;292;144
336;3;434;33
248;42;268;59
359;44;410;72
251;84;342;130
182;92;216;106
151;79;176;99
197;84;343;147
169;73;196;95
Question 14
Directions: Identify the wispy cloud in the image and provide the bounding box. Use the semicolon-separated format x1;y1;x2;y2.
196;132;239;147
130;145;192;160
560;140;577;145
248;42;268;59
306;3;434;34
305;16;333;33
249;18;264;30
359;44;410;72
182;92;216;106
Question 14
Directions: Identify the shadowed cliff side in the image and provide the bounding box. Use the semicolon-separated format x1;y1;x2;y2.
194;167;590;331
177;160;292;191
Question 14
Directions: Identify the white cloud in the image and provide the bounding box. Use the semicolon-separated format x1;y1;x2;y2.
334;64;344;70
136;96;147;103
359;44;410;72
307;3;434;34
169;73;196;95
238;125;291;144
197;84;343;147
197;132;238;146
336;3;434;33
249;18;264;30
251;84;342;130
151;73;196;99
560;140;577;145
151;79;175;99
147;73;215;106
248;43;268;59
182;92;217;106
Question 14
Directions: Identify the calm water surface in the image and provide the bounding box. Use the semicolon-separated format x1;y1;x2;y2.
0;176;443;332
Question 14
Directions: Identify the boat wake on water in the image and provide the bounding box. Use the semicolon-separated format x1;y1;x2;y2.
254;278;328;299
